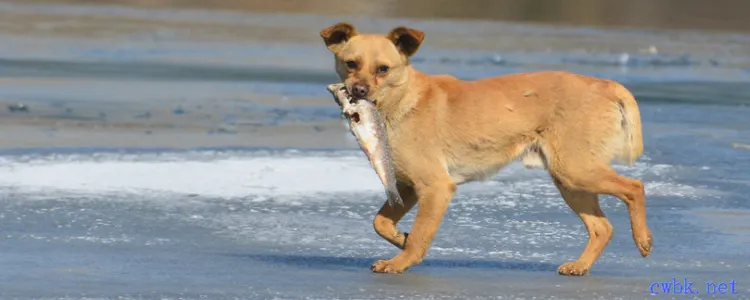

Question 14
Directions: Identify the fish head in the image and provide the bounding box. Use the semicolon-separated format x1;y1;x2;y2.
320;22;424;107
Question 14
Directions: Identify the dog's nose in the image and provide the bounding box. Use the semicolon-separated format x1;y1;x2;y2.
351;83;369;98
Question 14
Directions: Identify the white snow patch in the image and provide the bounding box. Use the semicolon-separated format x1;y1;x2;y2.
0;153;383;198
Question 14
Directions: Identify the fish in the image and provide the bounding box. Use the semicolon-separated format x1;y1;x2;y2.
327;83;404;207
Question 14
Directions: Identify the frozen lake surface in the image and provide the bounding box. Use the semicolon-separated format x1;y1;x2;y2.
0;1;749;299
1;139;749;299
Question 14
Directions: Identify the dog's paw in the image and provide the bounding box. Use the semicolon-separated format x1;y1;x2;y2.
557;261;590;276
370;258;412;274
635;229;653;257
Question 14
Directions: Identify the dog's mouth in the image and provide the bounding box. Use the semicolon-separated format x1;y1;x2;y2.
342;85;377;105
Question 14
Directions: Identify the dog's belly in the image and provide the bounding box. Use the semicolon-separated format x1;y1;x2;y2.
447;163;506;185
446;143;548;185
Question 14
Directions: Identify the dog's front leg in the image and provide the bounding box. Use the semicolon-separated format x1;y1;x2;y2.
371;178;456;274
373;182;418;249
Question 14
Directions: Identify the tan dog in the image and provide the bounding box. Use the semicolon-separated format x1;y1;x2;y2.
319;22;652;276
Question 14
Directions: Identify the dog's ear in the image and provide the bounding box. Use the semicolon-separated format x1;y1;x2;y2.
320;22;359;53
387;26;425;57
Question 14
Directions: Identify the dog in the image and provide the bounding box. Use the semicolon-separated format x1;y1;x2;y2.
319;22;652;276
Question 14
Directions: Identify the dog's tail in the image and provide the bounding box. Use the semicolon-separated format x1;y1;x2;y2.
614;83;644;166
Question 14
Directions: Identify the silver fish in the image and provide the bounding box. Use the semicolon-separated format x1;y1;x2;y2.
327;83;404;207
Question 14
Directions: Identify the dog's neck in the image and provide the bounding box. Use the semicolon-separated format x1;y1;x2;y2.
377;66;428;126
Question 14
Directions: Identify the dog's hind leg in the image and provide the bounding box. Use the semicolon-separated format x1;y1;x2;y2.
550;163;652;258
553;179;613;276
543;86;651;275
373;182;418;250
546;148;652;276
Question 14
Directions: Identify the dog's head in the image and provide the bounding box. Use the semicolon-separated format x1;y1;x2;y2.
320;22;424;106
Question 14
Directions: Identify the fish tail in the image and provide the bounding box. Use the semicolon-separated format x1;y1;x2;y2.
387;187;404;207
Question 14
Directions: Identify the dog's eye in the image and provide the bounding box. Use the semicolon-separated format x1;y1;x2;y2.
345;60;357;69
377;65;390;74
